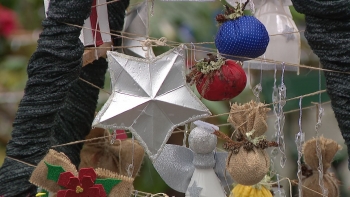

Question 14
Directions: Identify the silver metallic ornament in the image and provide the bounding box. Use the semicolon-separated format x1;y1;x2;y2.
92;45;211;161
122;1;155;58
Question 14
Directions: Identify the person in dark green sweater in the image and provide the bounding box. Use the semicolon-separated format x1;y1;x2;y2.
291;0;350;169
0;0;129;196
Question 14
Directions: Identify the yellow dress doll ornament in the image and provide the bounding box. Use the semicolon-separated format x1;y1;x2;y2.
230;175;273;197
214;101;279;186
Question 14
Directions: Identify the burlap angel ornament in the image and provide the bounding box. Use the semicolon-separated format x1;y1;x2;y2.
214;101;278;187
228;101;275;185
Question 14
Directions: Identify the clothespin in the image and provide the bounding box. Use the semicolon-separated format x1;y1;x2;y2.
311;102;322;122
82;42;112;67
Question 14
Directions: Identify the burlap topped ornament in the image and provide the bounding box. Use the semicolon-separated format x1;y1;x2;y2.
30;149;134;197
214;101;278;186
302;136;341;197
79;127;144;178
228;101;270;138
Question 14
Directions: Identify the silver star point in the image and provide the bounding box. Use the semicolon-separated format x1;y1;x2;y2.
188;181;203;197
93;45;211;161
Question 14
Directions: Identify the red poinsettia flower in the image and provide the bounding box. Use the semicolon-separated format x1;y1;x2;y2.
0;4;18;38
57;168;106;197
115;130;127;140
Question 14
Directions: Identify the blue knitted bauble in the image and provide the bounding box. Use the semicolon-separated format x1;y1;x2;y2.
215;16;269;61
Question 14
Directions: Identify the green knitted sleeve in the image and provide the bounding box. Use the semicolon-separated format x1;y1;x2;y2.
291;0;350;169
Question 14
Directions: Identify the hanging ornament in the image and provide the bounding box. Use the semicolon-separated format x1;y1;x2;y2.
243;0;300;72
214;101;279;186
30;149;134;197
122;1;155;58
186;53;247;101
230;175;273;197
153;120;234;197
301;137;341;197
92;45;211;161
215;1;269;61
79;127;145;178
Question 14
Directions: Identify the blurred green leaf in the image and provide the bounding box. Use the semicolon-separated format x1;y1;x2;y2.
134;157;168;193
2;55;27;70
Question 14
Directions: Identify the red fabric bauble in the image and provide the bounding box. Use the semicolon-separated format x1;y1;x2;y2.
0;5;18;38
196;60;246;101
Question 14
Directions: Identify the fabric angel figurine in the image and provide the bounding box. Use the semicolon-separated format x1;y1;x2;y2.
153;120;233;197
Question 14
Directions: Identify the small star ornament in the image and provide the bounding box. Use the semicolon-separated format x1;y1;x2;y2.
188;181;202;197
122;0;155;58
93;45;211;161
282;25;295;41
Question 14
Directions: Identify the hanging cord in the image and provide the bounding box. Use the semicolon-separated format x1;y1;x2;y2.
315;62;327;196
141;37;167;59
127;135;135;177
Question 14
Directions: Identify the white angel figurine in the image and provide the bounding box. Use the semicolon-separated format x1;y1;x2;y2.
153;121;233;197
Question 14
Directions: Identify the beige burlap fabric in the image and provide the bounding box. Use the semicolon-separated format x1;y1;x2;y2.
79;127;145;178
302;136;341;197
29;149;78;192
228;101;270;138
227;147;270;185
30;149;135;197
95;168;134;197
303;173;339;197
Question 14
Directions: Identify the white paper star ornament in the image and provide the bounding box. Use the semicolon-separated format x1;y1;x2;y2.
93;45;211;161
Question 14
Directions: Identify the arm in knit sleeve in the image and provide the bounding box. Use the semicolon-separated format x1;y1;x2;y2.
0;0;92;196
291;0;350;169
51;0;130;168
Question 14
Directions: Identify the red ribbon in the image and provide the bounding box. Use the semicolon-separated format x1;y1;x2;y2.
90;0;103;46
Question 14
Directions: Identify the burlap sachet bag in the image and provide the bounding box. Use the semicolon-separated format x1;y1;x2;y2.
79;127;145;178
302;136;341;197
224;101;273;186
